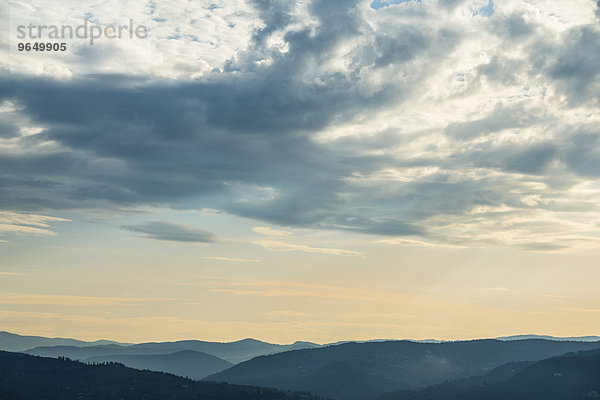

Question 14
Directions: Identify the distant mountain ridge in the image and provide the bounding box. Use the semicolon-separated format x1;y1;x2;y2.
496;334;600;342
24;337;321;364
0;331;126;352
6;331;600;392
12;333;321;380
206;339;600;400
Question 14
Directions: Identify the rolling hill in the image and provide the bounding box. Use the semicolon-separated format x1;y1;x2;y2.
206;339;600;400
496;334;600;342
0;350;323;400
25;337;320;364
0;331;124;352
377;360;535;400
85;350;233;379
378;349;600;400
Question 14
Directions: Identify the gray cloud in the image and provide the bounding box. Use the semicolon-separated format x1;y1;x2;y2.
444;103;537;141
491;14;534;39
537;26;600;105
121;222;217;243
0;0;599;248
438;0;464;11
0;121;19;138
476;56;525;86
0;0;458;234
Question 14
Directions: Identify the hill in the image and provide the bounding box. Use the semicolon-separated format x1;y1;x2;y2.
497;334;600;342
0;331;124;352
0;350;323;400
206;339;600;400
377;360;535;400
85;350;233;379
25;337;320;364
378;349;600;400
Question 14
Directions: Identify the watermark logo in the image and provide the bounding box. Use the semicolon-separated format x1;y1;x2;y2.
15;19;148;45
8;0;156;76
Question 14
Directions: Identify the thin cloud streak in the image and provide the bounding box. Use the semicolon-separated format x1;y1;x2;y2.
121;221;217;243
0;211;69;237
255;239;362;256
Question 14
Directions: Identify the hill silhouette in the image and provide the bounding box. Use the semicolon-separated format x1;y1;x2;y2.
85;350;232;379
25;337;320;364
496;334;600;342
0;331;124;352
377;360;535;400
0;350;323;400
206;339;600;400
378;349;600;400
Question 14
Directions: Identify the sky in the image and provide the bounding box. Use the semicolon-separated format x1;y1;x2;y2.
0;0;599;344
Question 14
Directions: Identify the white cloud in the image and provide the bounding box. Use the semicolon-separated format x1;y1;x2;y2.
5;0;257;77
255;239;361;256
0;212;69;238
375;238;467;249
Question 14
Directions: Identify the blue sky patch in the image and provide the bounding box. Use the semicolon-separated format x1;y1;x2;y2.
472;0;495;17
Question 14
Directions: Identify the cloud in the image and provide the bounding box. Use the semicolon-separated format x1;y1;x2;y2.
5;0;257;78
255;239;361;256
1;0;599;251
532;26;600;106
0;211;69;238
491;13;534;39
375;238;466;249
121;221;217;243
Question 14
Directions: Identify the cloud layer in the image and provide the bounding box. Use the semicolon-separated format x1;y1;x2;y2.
1;0;600;250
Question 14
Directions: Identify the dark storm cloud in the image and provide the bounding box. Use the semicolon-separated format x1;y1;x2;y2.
121;221;217;243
